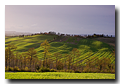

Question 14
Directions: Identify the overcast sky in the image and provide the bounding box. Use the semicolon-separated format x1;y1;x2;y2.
5;5;115;35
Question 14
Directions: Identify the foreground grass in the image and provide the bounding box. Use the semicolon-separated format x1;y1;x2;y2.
5;72;115;79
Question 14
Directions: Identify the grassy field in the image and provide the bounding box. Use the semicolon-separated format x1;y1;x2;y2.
5;35;115;79
5;72;115;79
5;34;58;52
5;35;115;64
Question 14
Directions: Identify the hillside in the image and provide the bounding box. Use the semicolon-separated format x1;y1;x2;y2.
5;34;115;73
5;34;115;63
91;37;115;50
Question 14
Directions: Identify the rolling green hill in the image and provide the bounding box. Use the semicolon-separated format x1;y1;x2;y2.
5;34;115;74
5;34;58;51
5;34;115;64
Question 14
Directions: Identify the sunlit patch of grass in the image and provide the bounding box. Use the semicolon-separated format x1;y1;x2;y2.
5;72;115;79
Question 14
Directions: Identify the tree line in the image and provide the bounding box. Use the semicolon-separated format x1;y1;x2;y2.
5;40;115;73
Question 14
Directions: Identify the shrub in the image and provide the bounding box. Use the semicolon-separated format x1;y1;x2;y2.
59;69;66;72
35;65;40;71
8;67;14;71
111;70;115;74
39;67;50;72
103;69;109;73
66;70;74;73
13;66;20;71
5;67;8;72
107;69;111;73
25;67;30;72
50;69;57;72
74;70;80;73
56;61;63;70
20;68;26;72
92;69;100;73
82;68;88;73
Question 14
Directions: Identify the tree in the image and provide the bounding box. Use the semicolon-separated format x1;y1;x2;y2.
54;52;61;69
56;60;63;70
19;54;23;69
6;43;17;68
26;48;37;71
94;57;112;73
112;49;115;57
86;52;93;67
48;56;54;69
26;56;31;70
67;54;72;70
58;32;60;36
102;57;111;72
46;58;51;68
40;40;50;67
22;53;27;70
11;53;15;68
32;57;38;71
71;48;79;69
62;54;68;70
14;52;19;67
5;48;9;68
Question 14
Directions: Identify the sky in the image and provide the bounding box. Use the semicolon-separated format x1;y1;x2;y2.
5;5;115;35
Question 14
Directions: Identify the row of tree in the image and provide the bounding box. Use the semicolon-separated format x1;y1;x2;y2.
5;40;115;73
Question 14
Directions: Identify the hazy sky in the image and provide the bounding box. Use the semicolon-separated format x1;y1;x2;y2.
5;5;115;35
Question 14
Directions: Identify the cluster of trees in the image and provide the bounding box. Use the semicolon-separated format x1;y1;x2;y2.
5;44;38;71
87;34;113;38
5;40;115;73
18;31;57;38
87;34;104;38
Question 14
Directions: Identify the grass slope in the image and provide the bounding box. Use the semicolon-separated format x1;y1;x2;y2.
5;35;58;52
5;72;115;79
5;35;115;64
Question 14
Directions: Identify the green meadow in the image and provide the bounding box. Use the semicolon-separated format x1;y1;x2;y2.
5;72;115;79
5;34;115;79
5;34;115;64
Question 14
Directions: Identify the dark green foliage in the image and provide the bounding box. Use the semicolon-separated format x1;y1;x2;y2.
74;70;80;73
35;65;40;71
56;60;63;70
25;67;30;72
50;42;63;47
20;68;26;72
59;69;66;72
5;67;8;72
13;66;20;71
50;69;57;72
66;70;74;73
39;67;50;72
8;67;14;71
38;67;57;72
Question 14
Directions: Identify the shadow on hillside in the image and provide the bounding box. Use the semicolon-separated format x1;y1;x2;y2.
50;42;64;47
5;41;12;44
34;34;57;41
49;42;79;54
24;43;40;49
16;43;41;52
